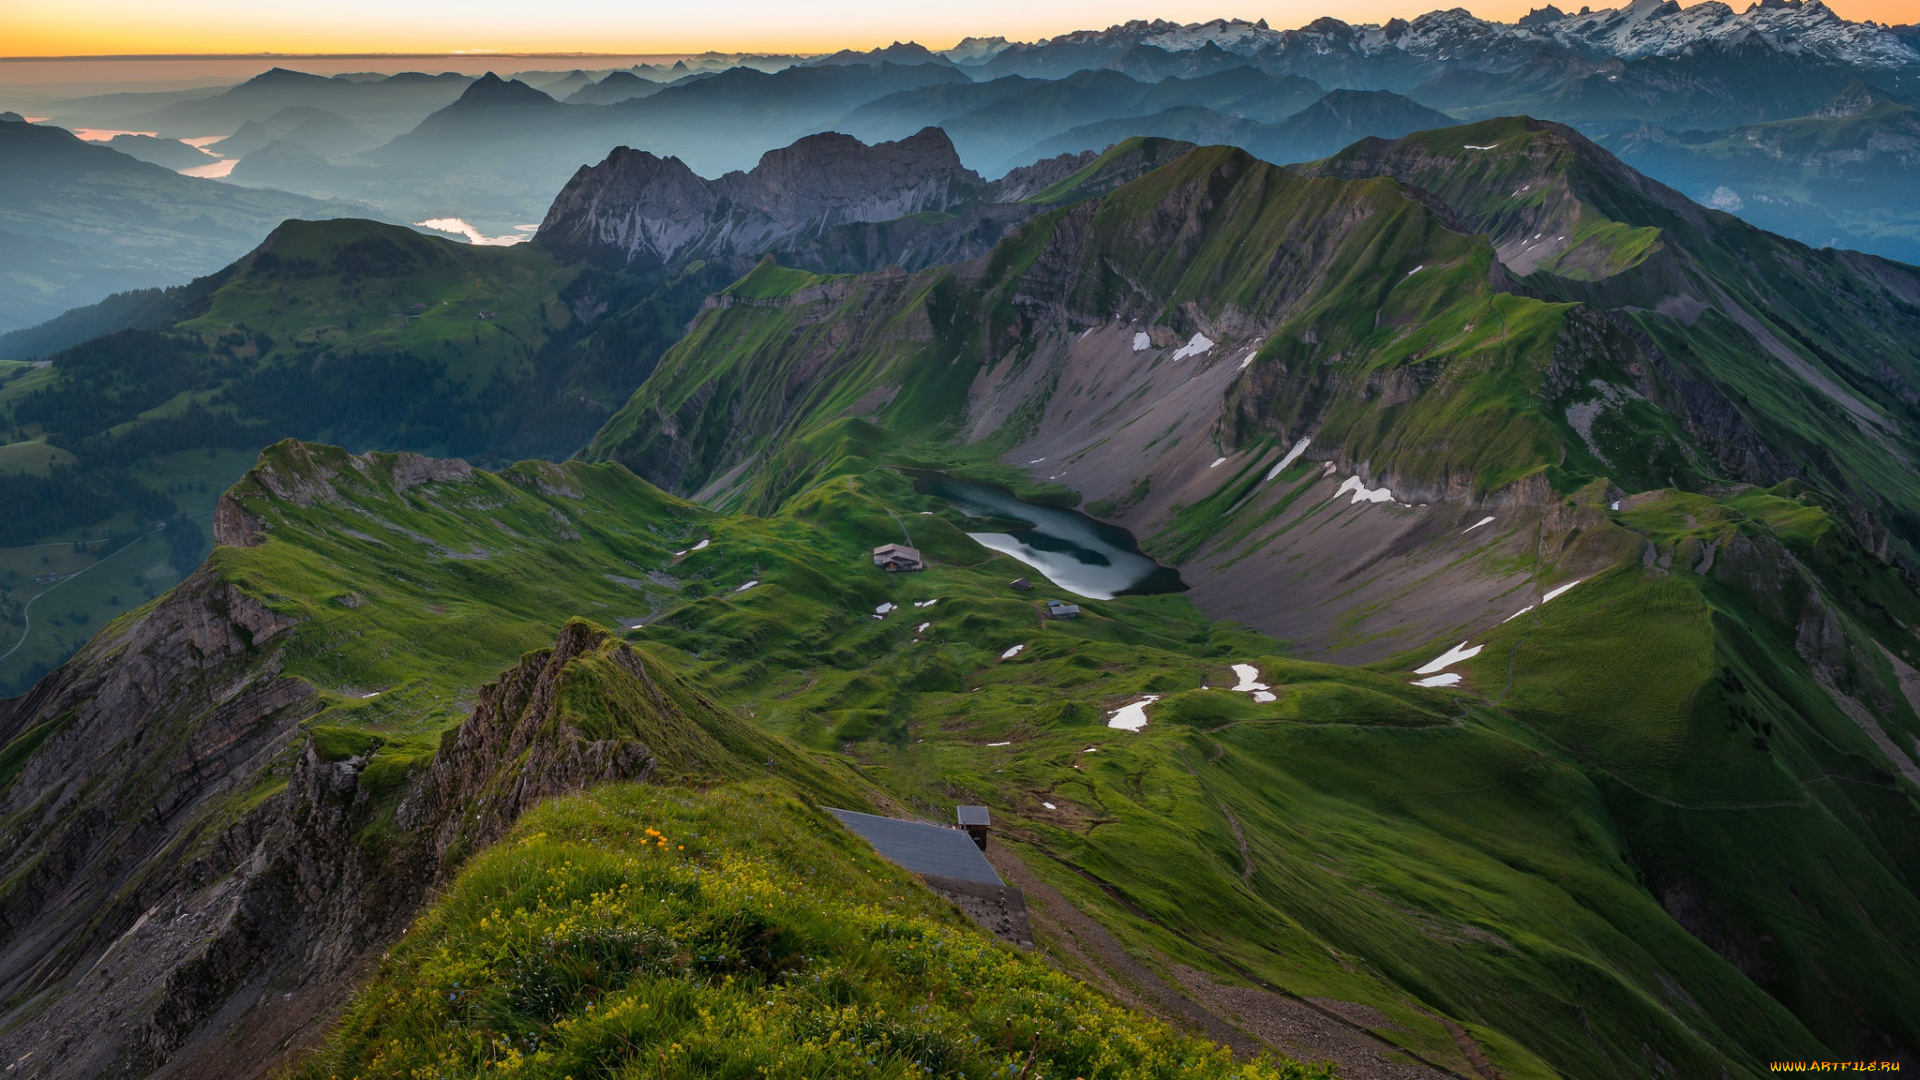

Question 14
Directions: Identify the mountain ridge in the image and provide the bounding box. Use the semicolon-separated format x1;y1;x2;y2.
5;123;1920;1076
536;129;1196;276
574;128;1920;1066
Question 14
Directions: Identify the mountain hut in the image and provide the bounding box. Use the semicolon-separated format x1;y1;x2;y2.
873;543;924;572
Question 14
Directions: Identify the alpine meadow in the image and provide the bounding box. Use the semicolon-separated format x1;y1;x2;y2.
3;5;1920;1079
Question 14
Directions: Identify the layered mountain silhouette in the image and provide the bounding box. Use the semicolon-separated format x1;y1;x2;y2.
535;127;1185;273
1017;88;1454;164
1599;82;1920;261
0;116;362;334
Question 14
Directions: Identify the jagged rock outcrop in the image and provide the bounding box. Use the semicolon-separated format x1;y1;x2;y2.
0;445;778;1080
536;127;987;270
534;127;1197;276
0;568;319;1080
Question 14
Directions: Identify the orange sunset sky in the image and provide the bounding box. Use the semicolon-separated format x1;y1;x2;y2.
4;0;1911;60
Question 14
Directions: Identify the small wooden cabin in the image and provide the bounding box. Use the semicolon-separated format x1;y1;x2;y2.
957;805;991;850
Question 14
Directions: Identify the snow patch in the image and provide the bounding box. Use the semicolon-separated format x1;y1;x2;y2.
1043;801;1057;809
1463;143;1498;150
1542;579;1583;604
1416;641;1482;674
1210;456;1227;469
1412;673;1462;687
1336;475;1394;504
987;741;1012;747
1265;436;1311;481
1230;664;1268;692
913;598;939;607
691;539;710;551
1132;332;1151;352
916;622;931;633
1464;516;1495;534
735;580;758;592
1107;695;1160;731
1000;644;1026;659
875;602;895;615
1406;264;1425;276
1171;333;1215;361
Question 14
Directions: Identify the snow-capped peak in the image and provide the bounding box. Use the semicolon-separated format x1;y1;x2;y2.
1139;17;1283;54
985;2;1920;73
1541;0;1920;67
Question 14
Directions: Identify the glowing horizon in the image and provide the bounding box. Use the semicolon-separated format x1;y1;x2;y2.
4;0;1911;61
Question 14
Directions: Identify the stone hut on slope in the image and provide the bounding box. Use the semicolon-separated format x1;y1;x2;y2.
873;543;924;572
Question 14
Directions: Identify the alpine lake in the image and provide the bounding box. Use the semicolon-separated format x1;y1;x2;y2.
905;470;1186;600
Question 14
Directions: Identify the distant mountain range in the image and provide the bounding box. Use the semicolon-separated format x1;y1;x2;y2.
1600;81;1920;261
45;67;476;143
5;0;1911;276
1015;87;1455;166
960;1;1920;90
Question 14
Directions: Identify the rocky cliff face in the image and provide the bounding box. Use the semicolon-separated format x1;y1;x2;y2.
536;127;987;270
534;127;1198;277
1306;116;1920;567
0;452;777;1080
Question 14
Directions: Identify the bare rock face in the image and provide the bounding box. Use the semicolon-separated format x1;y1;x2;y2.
0;470;727;1080
535;127;1203;280
0;569;321;1080
536;127;986;270
390;451;473;491
534;147;721;268
726;128;982;231
416;620;663;863
213;494;268;546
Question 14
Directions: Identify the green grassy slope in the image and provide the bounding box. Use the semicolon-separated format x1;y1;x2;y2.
293;781;1329;1080
0;136;1189;695
584;144;1586;513
1310;117;1920;562
10;125;1920;1077
572;134;1920;1069
0;219;730;694
94;442;1919;1074
8;439;1916;1073
624;464;1920;1075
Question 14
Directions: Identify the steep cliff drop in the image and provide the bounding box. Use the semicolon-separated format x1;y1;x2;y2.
0;470;817;1080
